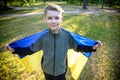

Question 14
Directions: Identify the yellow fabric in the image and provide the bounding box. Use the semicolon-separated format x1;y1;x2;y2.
22;49;88;80
68;50;88;80
21;51;43;72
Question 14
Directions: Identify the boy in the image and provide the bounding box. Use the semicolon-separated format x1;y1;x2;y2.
5;4;102;80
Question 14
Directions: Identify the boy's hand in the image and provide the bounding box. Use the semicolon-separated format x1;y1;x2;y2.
93;41;102;50
4;44;14;52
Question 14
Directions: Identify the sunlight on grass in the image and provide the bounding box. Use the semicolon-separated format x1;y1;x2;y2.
63;14;88;35
0;16;14;21
0;14;46;47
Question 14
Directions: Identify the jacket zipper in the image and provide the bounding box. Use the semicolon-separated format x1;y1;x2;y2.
53;34;56;77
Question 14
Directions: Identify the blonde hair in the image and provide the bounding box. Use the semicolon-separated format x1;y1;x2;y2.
44;4;64;16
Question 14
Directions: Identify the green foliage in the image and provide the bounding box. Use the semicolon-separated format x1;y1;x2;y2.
89;0;100;5
6;0;36;6
21;0;36;6
3;0;120;8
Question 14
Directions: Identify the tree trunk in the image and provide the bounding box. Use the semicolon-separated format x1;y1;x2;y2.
67;0;68;4
43;0;46;4
101;0;104;9
83;0;88;9
3;0;7;9
80;0;82;5
108;0;113;7
69;0;73;4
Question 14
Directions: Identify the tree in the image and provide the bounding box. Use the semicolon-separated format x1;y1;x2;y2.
66;0;68;4
43;0;46;4
101;0;104;9
83;0;88;9
24;0;36;6
108;0;115;7
3;0;7;9
69;0;73;4
0;0;13;10
79;0;83;5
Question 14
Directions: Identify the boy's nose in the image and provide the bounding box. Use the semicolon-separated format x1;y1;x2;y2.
52;19;56;23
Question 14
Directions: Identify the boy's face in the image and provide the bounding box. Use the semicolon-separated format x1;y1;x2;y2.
44;10;62;31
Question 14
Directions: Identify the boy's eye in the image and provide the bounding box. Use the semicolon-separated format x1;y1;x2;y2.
47;16;60;20
55;17;59;19
47;17;52;19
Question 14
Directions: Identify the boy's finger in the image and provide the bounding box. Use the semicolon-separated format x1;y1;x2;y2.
4;44;14;52
98;41;102;47
4;44;9;50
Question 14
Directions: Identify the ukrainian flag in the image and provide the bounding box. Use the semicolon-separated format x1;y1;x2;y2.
68;50;89;80
67;32;97;80
9;28;97;80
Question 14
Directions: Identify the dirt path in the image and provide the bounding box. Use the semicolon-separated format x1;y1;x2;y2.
0;7;119;18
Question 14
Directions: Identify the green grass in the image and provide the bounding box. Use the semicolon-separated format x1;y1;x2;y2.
0;12;120;80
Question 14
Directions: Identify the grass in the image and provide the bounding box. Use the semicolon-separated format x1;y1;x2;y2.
0;7;120;80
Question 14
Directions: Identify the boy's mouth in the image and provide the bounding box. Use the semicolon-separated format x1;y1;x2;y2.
50;24;58;27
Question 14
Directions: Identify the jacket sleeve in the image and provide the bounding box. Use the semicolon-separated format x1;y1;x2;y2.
13;47;34;57
29;37;42;52
76;45;96;52
69;35;96;52
12;37;42;58
9;29;49;58
69;33;97;52
69;34;78;51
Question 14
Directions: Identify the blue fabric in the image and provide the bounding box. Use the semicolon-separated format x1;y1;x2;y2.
10;29;49;48
9;28;97;58
10;29;49;58
69;32;97;57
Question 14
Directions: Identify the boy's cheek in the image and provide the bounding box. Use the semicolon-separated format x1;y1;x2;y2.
59;19;62;23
